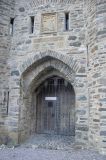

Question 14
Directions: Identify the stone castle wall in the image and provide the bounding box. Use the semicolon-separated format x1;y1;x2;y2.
86;0;106;154
0;0;15;144
0;0;106;154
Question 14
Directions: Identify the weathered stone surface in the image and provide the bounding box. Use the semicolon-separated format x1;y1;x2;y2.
78;67;85;73
0;0;106;155
11;70;20;76
70;42;81;47
100;131;106;136
76;126;89;132
19;7;25;12
99;108;106;111
68;36;77;40
76;110;86;115
97;30;106;35
78;96;87;101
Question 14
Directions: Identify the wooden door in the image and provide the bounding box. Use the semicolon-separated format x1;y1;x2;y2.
36;77;75;136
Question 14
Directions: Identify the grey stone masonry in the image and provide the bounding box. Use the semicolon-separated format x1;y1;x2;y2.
0;0;15;144
86;0;106;155
0;0;106;155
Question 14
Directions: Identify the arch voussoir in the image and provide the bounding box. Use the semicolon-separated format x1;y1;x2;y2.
19;50;79;76
22;58;75;95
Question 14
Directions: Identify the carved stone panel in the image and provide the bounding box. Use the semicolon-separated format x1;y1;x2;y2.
41;13;57;33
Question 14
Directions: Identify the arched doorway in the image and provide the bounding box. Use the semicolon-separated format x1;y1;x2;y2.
35;76;75;136
18;51;79;145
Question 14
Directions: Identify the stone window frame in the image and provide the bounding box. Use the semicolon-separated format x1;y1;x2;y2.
64;11;70;32
29;15;35;34
9;17;15;36
30;16;35;34
40;12;58;34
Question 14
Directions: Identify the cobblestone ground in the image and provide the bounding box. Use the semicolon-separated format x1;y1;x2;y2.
0;147;106;160
21;134;75;150
0;134;106;160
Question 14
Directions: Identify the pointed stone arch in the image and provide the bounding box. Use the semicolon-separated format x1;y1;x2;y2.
17;50;89;146
18;51;79;142
19;50;80;76
21;58;76;95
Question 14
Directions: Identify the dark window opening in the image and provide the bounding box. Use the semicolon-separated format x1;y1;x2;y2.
10;18;14;35
7;91;9;115
87;45;89;67
30;16;34;33
65;13;69;31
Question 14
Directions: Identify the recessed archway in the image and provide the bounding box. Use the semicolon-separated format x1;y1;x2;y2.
18;51;85;147
19;63;77;145
19;66;76;141
19;71;76;148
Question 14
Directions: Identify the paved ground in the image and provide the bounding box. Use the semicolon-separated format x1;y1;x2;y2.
0;147;106;160
22;134;75;150
0;134;106;160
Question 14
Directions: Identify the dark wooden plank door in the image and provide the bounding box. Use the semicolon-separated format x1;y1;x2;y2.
36;86;56;134
36;77;75;136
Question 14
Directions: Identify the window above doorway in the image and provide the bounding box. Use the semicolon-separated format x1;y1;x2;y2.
10;18;14;36
65;12;69;31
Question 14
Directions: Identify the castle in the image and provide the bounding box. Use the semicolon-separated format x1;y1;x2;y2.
0;0;106;154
